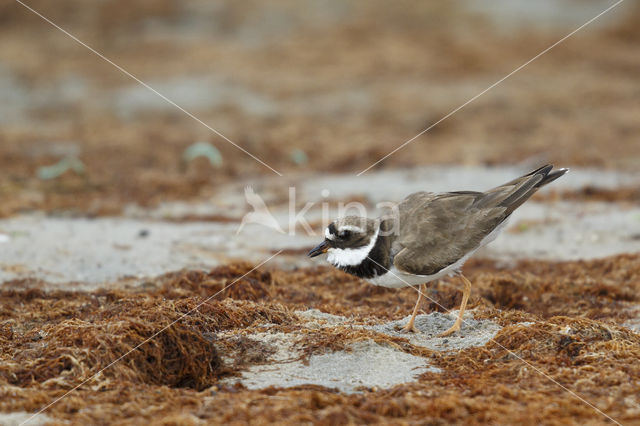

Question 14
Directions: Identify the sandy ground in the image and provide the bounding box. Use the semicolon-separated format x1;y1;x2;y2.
0;412;52;426
1;165;638;286
220;309;501;393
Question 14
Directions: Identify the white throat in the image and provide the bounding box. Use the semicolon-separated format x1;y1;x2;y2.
327;227;379;267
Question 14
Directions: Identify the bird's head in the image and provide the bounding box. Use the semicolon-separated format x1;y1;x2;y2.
308;216;379;265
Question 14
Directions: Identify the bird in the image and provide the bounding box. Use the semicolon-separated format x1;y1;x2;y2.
308;165;568;336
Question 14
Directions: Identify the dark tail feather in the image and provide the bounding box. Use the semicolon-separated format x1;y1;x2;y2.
536;167;569;188
501;165;568;214
500;164;553;187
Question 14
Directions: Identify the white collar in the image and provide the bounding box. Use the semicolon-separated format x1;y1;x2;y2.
327;226;379;267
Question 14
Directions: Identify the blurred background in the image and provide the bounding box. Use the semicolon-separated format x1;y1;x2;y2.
0;0;638;218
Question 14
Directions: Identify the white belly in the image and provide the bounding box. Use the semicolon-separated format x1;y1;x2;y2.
366;258;464;288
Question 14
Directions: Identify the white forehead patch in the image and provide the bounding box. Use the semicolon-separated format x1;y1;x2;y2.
325;227;335;240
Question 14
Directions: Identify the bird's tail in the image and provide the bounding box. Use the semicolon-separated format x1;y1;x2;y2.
493;164;569;215
534;165;569;189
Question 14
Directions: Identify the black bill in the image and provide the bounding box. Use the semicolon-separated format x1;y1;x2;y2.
307;240;329;257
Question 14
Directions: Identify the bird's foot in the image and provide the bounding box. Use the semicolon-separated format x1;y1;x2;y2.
438;321;461;337
397;322;418;333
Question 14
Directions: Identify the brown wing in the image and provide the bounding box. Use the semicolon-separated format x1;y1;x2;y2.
391;164;567;275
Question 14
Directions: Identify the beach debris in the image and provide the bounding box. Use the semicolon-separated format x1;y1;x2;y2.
290;148;308;165
182;141;223;168
36;156;86;180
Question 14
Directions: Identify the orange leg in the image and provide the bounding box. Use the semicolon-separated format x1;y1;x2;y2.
399;283;425;333
438;275;472;337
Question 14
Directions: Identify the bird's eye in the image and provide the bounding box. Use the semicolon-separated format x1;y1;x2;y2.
338;230;351;239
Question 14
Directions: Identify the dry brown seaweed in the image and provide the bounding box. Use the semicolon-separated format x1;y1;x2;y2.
1;254;640;423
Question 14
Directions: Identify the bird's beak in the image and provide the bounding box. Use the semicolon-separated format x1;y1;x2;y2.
307;240;329;258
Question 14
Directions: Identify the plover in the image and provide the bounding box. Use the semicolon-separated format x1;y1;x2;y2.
308;165;568;336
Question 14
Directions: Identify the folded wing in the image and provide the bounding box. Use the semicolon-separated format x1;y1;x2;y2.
391;164;567;275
